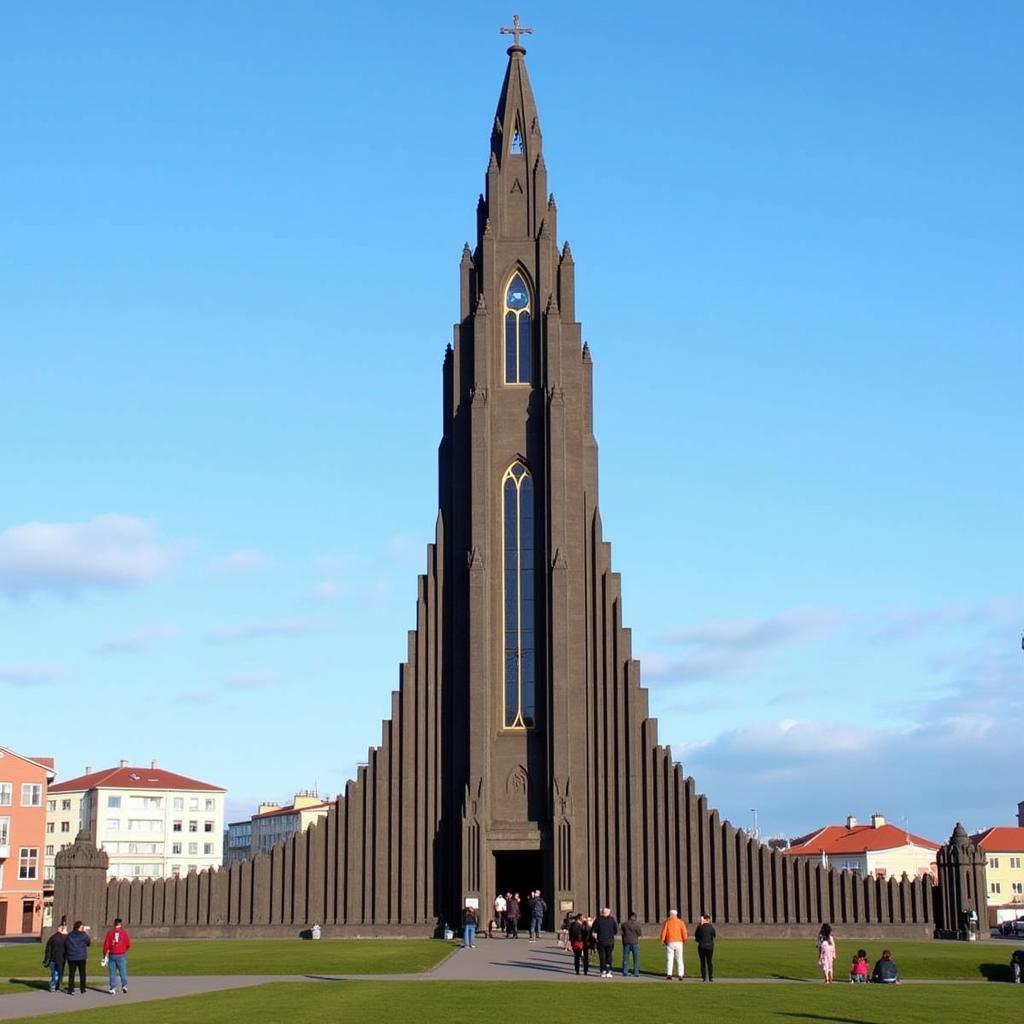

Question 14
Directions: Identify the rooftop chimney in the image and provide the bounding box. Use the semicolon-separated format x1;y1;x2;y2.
119;759;128;768
846;816;857;829
871;813;885;829
151;759;159;769
85;765;93;775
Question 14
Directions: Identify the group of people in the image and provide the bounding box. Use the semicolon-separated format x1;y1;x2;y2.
485;890;547;941
816;923;900;984
557;906;717;981
41;917;132;996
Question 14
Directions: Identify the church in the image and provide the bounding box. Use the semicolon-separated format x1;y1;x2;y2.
55;25;970;939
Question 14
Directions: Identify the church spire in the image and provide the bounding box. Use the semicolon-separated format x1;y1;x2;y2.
486;27;547;241
491;35;542;171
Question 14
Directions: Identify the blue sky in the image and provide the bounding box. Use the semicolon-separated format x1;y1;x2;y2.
2;3;1021;842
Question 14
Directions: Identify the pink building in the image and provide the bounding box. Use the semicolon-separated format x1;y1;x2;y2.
0;747;55;936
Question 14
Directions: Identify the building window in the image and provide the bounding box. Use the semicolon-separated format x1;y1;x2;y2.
1011;857;1022;870
61;799;72;811
189;798;200;811
129;795;163;809
171;864;181;877
18;847;39;880
502;461;536;729
188;820;198;832
203;843;214;855
46;822;55;834
173;797;184;810
45;844;54;857
1013;882;1023;895
172;842;182;855
21;784;42;806
0;817;9;845
503;273;532;384
205;798;216;811
47;799;56;812
991;882;1001;895
204;821;214;833
60;821;70;833
990;857;1000;869
188;842;198;855
172;820;182;832
107;795;122;809
106;820;120;832
0;783;11;806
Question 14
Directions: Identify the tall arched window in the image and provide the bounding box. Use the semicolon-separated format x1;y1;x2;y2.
504;273;532;384
502;461;535;728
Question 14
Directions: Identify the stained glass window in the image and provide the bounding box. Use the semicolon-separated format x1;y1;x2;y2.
502;462;535;728
504;274;532;383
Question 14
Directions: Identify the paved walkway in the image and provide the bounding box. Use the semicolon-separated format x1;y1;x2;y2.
0;937;996;1021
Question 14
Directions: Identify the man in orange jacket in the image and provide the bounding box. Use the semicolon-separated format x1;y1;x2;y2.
660;909;689;980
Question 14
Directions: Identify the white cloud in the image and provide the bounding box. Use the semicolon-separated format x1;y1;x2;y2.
208;618;329;643
97;623;181;654
224;670;281;690
644;607;840;684
0;514;182;596
0;664;63;687
209;549;274;576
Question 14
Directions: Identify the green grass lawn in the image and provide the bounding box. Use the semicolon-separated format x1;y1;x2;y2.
3;936;1016;991
1;979;1022;1024
0;938;456;992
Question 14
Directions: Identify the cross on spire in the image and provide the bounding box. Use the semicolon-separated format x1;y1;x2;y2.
500;14;533;48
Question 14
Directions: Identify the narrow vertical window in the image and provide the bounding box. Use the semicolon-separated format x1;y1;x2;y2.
504;273;532;384
502;462;535;728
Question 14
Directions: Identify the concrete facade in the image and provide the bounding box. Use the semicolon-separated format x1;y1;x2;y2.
54;37;968;939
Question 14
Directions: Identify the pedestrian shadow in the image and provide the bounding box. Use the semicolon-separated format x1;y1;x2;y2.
769;974;815;982
5;979;50;992
978;962;1013;982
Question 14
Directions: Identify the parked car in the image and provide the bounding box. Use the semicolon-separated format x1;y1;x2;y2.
999;917;1024;936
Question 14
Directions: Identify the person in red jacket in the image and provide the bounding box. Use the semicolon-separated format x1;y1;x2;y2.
102;918;132;995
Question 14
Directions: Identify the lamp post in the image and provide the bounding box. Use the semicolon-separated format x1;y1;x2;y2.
751;808;759;840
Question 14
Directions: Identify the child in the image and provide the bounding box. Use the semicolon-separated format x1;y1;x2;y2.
849;948;869;983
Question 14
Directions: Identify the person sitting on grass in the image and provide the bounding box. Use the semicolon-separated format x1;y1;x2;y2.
1010;948;1024;983
871;949;900;984
849;948;869;983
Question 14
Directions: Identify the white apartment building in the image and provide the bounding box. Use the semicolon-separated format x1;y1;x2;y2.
47;760;226;880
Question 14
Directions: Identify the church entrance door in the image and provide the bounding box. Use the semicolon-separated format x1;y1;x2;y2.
493;850;545;931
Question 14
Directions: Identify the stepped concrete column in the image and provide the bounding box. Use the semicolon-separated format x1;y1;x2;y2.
53;830;109;932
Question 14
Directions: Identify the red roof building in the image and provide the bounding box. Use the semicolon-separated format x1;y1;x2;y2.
970;826;1024;909
45;760;226;883
784;813;939;881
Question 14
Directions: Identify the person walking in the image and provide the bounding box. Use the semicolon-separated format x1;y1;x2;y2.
462;904;479;948
506;893;520;938
64;921;91;995
569;913;590;975
694;912;716;982
660;909;688;980
102;917;131;994
529;890;547;941
494;893;507;931
43;922;68;992
817;923;837;984
620;911;642;976
593;907;619;977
